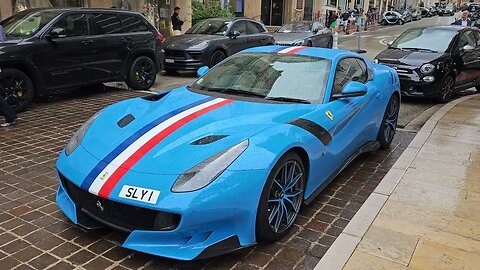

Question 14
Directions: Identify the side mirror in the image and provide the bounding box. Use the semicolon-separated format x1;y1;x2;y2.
332;81;367;100
462;44;475;52
387;41;393;47
197;66;209;77
228;30;241;39
47;27;66;40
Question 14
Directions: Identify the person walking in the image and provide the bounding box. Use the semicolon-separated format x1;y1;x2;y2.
0;85;17;127
171;7;184;36
451;10;472;26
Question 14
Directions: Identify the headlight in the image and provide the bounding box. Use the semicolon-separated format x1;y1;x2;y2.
171;140;249;192
420;63;435;74
292;40;305;46
65;110;103;156
373;59;379;64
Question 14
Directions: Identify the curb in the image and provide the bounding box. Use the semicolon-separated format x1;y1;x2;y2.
313;93;480;270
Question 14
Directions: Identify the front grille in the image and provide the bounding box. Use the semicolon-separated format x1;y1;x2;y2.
164;49;186;58
59;174;180;232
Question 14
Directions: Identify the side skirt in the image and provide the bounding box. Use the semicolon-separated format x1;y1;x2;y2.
304;141;380;205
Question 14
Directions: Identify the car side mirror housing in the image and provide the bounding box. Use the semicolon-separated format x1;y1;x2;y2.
47;27;66;40
332;81;367;100
387;41;393;47
228;30;240;39
197;66;209;77
462;44;475;53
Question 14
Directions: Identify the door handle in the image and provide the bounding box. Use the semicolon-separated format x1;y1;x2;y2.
81;40;93;45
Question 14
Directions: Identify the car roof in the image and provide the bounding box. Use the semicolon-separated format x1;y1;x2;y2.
241;46;362;61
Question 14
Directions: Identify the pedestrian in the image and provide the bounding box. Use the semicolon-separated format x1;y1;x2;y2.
340;11;350;34
171;7;184;36
0;84;17;127
451;10;472;26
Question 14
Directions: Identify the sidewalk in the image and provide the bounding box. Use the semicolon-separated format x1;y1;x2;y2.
316;94;480;270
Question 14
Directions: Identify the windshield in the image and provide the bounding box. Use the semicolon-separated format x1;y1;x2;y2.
186;19;230;35
277;22;312;33
390;28;457;53
0;10;61;38
190;53;331;103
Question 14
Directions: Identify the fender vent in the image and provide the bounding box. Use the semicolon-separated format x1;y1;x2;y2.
191;135;228;145
117;114;135;128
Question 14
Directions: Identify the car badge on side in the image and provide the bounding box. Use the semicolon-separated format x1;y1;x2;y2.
96;200;104;212
100;172;109;181
326;111;334;121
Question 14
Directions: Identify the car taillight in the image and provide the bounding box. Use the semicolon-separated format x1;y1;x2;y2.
156;34;165;43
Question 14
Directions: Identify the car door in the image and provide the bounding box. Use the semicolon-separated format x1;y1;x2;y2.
245;20;272;47
85;12;126;81
225;20;251;54
453;30;479;87
320;58;376;164
312;22;330;47
41;12;92;89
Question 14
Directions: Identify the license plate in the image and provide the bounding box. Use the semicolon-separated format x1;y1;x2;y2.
165;59;174;63
119;185;160;204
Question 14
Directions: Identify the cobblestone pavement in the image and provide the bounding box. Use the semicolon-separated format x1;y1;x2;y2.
0;84;415;270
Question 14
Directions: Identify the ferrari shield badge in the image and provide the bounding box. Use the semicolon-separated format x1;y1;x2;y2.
326;111;334;121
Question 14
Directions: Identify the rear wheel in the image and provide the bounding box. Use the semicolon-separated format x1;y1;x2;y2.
126;56;157;90
378;94;400;149
209;50;226;67
256;152;305;242
0;68;34;112
436;76;454;103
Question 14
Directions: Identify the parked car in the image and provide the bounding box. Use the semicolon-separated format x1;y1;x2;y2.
375;26;480;103
429;6;440;16
439;4;455;16
411;7;422;20
420;7;434;17
402;10;413;22
272;21;333;48
0;8;164;112
56;45;400;260
162;18;274;73
381;11;406;25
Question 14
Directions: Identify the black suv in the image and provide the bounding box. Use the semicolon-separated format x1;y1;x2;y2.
0;8;164;111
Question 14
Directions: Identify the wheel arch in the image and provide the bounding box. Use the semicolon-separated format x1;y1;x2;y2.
0;62;39;95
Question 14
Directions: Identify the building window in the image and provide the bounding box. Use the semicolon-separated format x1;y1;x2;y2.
261;0;284;26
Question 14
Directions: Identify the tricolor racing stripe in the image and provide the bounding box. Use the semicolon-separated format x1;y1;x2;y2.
80;97;234;198
277;46;308;54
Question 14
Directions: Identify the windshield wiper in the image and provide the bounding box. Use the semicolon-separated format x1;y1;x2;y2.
206;87;267;98
265;96;311;104
400;47;438;53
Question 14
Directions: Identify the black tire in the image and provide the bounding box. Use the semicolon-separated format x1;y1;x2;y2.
256;152;306;242
0;68;34;112
209;50;226;67
307;41;313;47
436;75;454;103
398;20;404;25
377;94;400;149
126;56;157;90
381;19;387;25
164;69;178;75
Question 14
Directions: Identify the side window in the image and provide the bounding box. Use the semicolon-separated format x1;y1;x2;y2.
312;22;324;33
245;21;260;34
458;31;476;50
230;21;247;35
53;13;88;37
332;58;367;98
474;31;480;46
92;13;122;34
119;15;149;33
254;22;267;33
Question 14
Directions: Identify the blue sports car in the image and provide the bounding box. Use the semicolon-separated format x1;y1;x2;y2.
56;46;400;260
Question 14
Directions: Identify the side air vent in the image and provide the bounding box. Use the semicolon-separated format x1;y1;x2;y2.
141;91;169;101
191;135;228;145
117;114;135;128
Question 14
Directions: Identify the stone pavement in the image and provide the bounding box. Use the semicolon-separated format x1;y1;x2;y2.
0;84;417;269
316;94;480;270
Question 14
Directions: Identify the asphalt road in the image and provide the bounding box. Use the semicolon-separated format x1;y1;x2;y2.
338;14;474;128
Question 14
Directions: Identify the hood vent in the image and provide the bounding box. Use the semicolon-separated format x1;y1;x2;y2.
141;91;169;101
117;114;135;128
191;135;228;145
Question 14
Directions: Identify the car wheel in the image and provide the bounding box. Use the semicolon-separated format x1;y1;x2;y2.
377;94;399;149
0;68;34;112
381;19;387;25
327;38;333;48
398;20;404;25
256;151;305;242
307;41;313;47
209;50;226;67
436;76;454;103
126;56;157;90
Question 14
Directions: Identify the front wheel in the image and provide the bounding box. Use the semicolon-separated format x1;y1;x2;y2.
436;76;454;103
398;20;404;25
0;68;34;112
256;152;305;242
209;50;226;67
126;56;157;90
377;94;400;149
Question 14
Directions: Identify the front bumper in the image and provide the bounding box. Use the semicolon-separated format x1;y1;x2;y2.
163;49;208;71
55;146;266;260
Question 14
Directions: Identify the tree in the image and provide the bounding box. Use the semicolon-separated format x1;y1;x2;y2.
192;0;234;26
